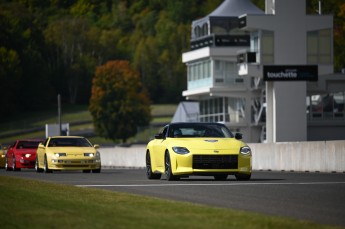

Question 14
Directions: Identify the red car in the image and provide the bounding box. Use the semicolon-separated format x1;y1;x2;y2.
5;139;43;171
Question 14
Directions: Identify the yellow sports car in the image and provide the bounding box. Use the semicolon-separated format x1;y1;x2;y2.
0;144;7;168
35;136;101;173
146;123;252;181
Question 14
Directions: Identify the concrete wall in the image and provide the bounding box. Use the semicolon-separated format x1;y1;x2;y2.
99;141;345;173
100;145;146;168
249;141;345;172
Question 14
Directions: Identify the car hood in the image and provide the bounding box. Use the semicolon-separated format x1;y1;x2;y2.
48;147;96;154
14;148;37;154
168;138;245;150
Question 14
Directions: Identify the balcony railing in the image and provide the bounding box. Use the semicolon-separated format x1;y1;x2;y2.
190;34;250;50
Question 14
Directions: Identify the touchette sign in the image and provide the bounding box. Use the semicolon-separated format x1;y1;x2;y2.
263;65;318;81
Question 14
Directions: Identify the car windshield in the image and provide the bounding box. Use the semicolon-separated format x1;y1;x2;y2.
48;138;92;147
17;141;41;149
168;123;233;138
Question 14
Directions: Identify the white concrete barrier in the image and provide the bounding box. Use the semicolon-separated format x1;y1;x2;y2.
98;140;345;172
100;145;146;168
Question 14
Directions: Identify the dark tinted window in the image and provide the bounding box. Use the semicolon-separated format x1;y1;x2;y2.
48;138;92;147
17;141;41;149
168;123;233;138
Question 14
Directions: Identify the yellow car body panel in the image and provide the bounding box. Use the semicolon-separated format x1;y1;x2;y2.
36;136;101;172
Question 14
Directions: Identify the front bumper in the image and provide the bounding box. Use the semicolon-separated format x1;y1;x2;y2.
50;158;101;170
18;159;36;168
171;152;251;176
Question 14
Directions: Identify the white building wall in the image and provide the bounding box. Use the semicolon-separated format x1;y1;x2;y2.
243;0;333;142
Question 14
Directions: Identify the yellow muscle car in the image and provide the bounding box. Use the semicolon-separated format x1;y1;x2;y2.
35;136;101;173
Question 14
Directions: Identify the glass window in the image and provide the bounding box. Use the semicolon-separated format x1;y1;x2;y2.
251;32;259;51
227;97;246;123
202;23;208;36
214;60;238;82
200;101;204;115
261;30;274;64
308;92;345;120
199;98;230;124
307;29;332;64
307;32;318;54
187;60;212;82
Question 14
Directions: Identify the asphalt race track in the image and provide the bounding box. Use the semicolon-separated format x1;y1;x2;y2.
1;169;345;227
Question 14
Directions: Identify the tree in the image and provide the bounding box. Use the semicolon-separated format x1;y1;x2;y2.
0;2;53;118
89;60;151;143
44;17;94;104
0;47;21;119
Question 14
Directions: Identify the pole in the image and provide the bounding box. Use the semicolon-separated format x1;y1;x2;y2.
58;94;61;135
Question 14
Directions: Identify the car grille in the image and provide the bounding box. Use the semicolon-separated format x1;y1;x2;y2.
193;155;238;169
62;165;89;168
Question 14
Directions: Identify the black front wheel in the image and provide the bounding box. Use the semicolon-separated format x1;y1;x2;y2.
43;155;52;173
165;152;179;181
146;152;161;180
5;157;12;171
35;157;43;173
12;156;20;171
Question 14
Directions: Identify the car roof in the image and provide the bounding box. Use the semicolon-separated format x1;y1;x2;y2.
16;139;43;142
168;122;226;127
49;136;85;139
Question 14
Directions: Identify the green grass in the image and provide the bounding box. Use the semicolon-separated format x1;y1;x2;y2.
0;175;342;229
0;105;92;133
151;104;177;117
0;104;177;145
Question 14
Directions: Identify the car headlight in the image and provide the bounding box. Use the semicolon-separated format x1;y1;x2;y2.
172;147;190;155
55;153;67;157
84;153;95;157
25;154;31;158
240;146;251;156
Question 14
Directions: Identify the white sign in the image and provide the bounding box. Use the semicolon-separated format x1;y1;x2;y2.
45;123;69;138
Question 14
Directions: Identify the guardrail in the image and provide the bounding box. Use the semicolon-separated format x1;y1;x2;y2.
98;140;345;173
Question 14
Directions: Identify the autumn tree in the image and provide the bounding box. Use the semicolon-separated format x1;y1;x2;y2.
89;60;151;143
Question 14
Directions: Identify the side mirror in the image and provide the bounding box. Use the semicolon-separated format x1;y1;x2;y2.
154;133;164;139
235;133;243;140
38;143;45;148
94;144;100;149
